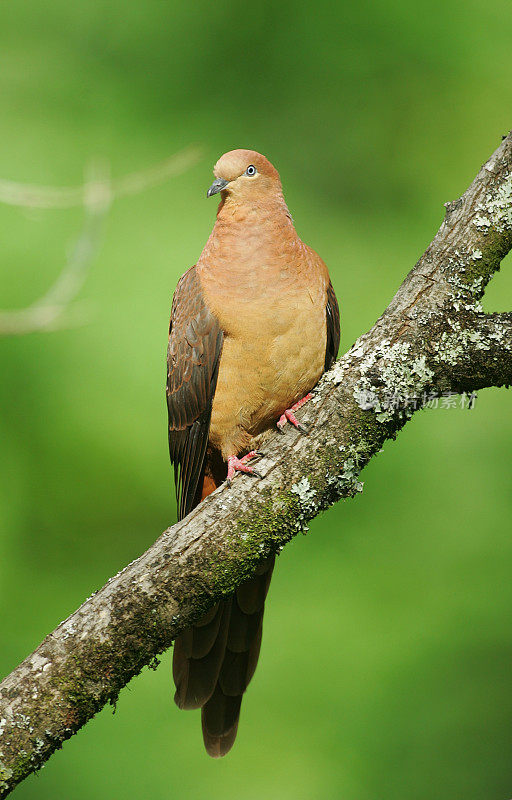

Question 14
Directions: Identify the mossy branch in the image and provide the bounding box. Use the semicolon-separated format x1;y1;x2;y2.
1;132;512;796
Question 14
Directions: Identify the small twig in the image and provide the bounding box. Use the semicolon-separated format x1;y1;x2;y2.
0;147;201;335
0;145;201;209
0;161;110;335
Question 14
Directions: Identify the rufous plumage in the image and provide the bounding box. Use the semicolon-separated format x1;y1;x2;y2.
166;149;340;757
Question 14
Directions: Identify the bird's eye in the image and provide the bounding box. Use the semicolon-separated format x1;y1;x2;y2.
246;165;257;176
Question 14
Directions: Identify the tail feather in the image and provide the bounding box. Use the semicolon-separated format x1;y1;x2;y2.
218;622;263;696
226;594;264;652
201;685;241;758
177;601;222;659
173;457;275;756
199;561;273;756
237;565;272;613
173;556;274;754
173;601;231;710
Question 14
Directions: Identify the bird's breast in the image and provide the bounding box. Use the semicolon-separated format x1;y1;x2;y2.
201;258;327;455
196;217;331;455
197;247;324;340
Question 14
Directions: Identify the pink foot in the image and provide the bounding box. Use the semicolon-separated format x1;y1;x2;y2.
277;393;313;434
226;451;263;486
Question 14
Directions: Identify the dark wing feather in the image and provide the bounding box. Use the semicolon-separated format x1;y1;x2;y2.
325;280;340;371
167;266;223;520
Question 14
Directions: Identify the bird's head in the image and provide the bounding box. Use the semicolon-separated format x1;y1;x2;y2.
207;149;282;204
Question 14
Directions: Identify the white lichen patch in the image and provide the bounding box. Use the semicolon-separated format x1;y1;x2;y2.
437;327;487;365
33;738;45;757
59;619;77;640
353;340;434;423
291;478;317;513
326;456;364;496
30;654;51;673
435;315;512;367
347;340;369;360
12;712;31;730
473;172;512;233
446;273;484;312
324;357;349;386
487;323;512;347
291;477;318;532
321;337;374;390
473;214;491;232
485;173;512;231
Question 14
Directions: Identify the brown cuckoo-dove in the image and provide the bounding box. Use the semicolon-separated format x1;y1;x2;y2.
166;149;340;757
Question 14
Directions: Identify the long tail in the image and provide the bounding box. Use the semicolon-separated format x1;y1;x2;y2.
172;460;274;757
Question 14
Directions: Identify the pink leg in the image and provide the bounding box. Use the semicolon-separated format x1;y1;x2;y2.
277;392;313;434
226;451;263;486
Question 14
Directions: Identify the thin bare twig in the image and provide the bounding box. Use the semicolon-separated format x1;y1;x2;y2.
0;161;110;335
0;147;201;334
0;145;201;209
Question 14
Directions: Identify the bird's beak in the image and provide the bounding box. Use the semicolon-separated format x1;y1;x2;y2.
207;177;229;198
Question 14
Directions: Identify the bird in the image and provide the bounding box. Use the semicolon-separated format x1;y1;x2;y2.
166;149;340;757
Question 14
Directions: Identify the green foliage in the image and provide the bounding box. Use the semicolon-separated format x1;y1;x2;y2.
1;1;512;798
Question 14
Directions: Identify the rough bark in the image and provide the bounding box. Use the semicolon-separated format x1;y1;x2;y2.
1;132;512;796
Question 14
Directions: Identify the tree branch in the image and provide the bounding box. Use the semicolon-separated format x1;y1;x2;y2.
434;310;512;391
1;132;512;796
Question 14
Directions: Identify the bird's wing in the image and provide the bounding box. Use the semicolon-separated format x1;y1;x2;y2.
167;265;224;520
325;280;340;371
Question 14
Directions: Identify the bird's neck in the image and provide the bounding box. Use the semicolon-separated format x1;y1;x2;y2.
216;193;294;232
200;195;299;269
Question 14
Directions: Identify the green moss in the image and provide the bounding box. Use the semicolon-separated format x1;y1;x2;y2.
450;228;512;289
9;752;33;784
0;760;13;791
344;409;387;452
0;749;45;796
206;489;300;596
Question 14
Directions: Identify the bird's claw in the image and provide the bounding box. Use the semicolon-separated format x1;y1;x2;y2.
277;393;313;434
226;451;264;486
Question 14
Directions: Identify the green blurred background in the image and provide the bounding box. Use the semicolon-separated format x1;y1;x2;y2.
1;1;512;798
